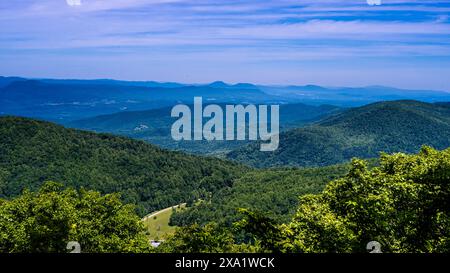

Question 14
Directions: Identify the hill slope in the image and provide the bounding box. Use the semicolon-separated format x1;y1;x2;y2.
227;100;450;167
170;163;351;227
67;103;342;155
0;117;245;215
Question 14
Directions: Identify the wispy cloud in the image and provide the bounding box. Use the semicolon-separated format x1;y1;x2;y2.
0;0;450;89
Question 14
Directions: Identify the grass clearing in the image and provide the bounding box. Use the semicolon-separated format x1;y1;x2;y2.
142;203;186;240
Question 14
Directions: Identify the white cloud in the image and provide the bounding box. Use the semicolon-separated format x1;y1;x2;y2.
66;0;82;7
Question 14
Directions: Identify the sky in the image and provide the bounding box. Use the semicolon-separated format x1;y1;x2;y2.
1;0;450;90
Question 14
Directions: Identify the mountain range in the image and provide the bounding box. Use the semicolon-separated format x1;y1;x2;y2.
0;77;278;122
2;76;450;122
2;76;450;167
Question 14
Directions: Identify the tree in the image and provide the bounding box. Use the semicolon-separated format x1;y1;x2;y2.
0;182;151;253
158;222;257;253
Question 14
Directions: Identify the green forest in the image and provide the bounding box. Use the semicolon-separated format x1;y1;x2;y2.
228;100;450;167
0;117;245;216
1;116;449;253
170;163;352;226
163;146;450;253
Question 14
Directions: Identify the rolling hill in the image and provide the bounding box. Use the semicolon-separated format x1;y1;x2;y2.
0;116;356;232
227;100;450;167
0;116;246;216
67;103;343;155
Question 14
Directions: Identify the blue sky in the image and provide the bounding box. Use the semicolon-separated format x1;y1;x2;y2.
1;0;450;90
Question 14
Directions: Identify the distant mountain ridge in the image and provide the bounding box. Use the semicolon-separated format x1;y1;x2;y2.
2;76;450;122
0;77;278;121
227;100;450;167
259;84;450;106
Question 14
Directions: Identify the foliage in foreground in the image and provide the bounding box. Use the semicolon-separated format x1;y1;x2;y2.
157;222;260;253
162;147;450;253
1;147;449;253
0;182;151;253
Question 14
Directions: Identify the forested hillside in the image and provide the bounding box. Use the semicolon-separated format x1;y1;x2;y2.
170;164;351;227
0;117;245;216
1;117;449;253
161;147;450;253
228;100;450;167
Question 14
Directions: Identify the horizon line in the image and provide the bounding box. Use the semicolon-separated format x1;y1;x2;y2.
1;75;449;93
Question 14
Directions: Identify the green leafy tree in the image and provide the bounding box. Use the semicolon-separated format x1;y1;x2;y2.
0;182;151;253
280;195;357;253
236;147;450;253
158;222;258;253
234;208;283;252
